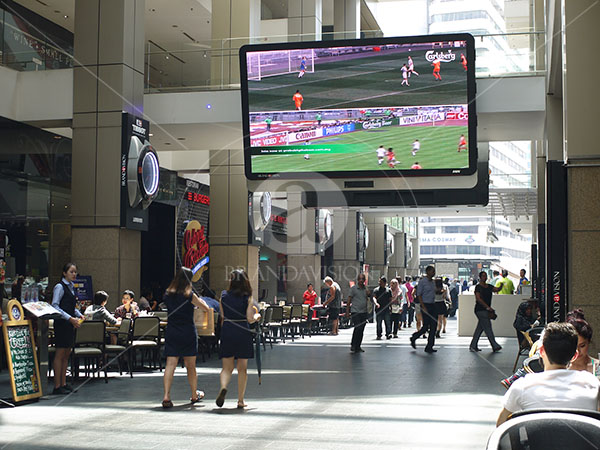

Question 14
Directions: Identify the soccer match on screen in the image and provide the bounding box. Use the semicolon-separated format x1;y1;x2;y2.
245;40;470;175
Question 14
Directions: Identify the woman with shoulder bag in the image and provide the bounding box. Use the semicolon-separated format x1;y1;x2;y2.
161;267;210;408
470;271;503;352
216;270;261;409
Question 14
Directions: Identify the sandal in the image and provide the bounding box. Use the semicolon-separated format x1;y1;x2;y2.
191;390;205;404
162;400;173;409
216;388;227;407
237;402;247;409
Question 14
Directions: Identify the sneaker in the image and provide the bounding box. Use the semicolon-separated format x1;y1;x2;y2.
393;335;398;338
356;348;365;353
376;336;382;340
501;373;520;390
469;347;481;352
424;348;437;353
62;384;74;393
410;336;417;349
386;334;393;340
493;346;503;353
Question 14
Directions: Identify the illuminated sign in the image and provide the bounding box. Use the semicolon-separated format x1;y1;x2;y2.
182;221;209;282
185;192;210;205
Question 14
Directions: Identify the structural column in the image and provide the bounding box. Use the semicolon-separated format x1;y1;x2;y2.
211;0;260;87
333;0;360;39
288;0;323;41
209;149;259;297
71;0;145;310
363;214;386;283
331;210;360;298
286;193;320;303
562;0;600;353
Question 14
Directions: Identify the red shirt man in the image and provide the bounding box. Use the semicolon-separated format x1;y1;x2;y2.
293;90;304;110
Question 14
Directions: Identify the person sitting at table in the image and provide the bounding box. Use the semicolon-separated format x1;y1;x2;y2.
138;288;154;312
161;267;210;408
566;311;600;378
114;290;139;319
496;322;600;426
303;283;319;318
85;291;119;325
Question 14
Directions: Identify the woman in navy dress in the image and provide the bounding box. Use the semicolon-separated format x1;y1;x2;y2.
161;267;210;408
216;270;261;409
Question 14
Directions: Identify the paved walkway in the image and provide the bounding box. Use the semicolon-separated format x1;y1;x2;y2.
0;318;516;449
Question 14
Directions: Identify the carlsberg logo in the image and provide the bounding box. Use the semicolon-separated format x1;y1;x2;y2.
425;50;456;62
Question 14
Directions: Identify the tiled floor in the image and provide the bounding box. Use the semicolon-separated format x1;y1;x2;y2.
0;317;516;449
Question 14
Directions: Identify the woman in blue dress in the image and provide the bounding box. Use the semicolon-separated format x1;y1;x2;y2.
216;270;261;409
161;267;210;408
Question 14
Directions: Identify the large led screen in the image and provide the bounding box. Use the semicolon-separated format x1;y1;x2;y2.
240;34;476;180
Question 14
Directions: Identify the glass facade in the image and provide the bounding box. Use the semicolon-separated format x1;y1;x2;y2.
0;1;73;72
0;117;71;296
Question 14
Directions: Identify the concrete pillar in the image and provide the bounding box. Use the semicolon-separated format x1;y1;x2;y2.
334;0;360;39
211;0;260;87
388;232;406;280
331;210;361;298
286;193;321;303
209;149;260;297
288;0;323;41
71;0;145;310
562;0;600;354
363;214;386;284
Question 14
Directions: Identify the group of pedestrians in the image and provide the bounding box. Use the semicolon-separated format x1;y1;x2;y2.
343;274;417;353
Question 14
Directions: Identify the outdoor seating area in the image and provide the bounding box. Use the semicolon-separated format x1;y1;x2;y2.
42;301;342;386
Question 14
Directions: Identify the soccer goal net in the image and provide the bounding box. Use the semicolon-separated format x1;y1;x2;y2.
247;48;315;81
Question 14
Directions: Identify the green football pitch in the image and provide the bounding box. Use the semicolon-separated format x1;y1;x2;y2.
251;125;469;173
248;48;468;112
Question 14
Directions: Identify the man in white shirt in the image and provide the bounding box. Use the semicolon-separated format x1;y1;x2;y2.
376;145;386;165
497;322;600;426
411;139;420;157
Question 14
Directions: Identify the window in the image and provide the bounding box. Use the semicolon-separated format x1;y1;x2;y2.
423;227;436;234
442;226;479;234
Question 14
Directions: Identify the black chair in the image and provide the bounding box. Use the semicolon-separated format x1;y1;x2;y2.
71;320;107;383
105;318;131;375
267;306;284;343
129;316;162;377
487;412;600;449
288;304;303;340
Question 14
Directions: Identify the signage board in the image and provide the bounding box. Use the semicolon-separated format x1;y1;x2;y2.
182;220;210;282
73;276;93;302
120;113;153;231
2;300;43;402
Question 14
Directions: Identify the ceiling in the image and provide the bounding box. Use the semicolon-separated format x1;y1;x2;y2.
14;0;212;49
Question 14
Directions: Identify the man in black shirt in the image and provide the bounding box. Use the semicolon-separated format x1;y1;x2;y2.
373;276;393;340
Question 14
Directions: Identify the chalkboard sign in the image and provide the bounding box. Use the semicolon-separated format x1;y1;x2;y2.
2;300;42;402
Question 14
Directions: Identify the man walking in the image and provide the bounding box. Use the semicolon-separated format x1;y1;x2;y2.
373;276;393;340
346;273;371;353
410;266;438;353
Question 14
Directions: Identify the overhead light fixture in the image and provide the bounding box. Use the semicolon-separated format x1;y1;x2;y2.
165;55;169;60
149;133;153;137
203;51;207;58
64;15;68;19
